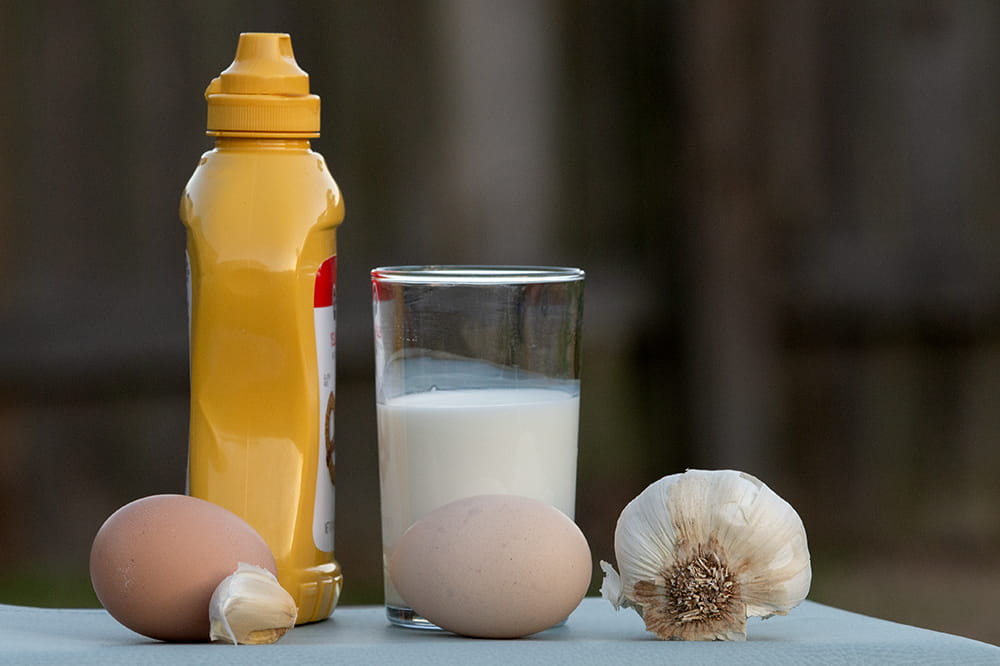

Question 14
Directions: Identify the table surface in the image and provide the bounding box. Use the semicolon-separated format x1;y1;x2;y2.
1;597;998;665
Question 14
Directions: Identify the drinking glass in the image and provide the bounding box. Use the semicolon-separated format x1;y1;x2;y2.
371;266;584;628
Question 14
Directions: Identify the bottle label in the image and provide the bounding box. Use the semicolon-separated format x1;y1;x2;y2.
312;256;337;552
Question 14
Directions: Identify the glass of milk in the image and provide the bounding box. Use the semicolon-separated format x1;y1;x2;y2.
371;266;585;629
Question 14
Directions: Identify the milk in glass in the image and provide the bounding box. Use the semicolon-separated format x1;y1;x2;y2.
377;386;579;608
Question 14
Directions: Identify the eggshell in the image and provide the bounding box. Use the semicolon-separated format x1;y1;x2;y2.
389;494;592;638
89;494;276;642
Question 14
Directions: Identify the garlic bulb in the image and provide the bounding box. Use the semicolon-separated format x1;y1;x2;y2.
600;469;811;641
209;562;298;645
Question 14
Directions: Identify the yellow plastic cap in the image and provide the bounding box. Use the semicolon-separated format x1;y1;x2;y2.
205;33;320;137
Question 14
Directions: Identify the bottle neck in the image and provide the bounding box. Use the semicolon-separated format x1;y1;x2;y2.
213;136;312;151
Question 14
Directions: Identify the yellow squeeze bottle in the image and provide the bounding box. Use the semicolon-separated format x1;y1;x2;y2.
180;33;343;624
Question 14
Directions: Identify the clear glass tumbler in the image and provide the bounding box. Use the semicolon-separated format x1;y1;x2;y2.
371;266;585;628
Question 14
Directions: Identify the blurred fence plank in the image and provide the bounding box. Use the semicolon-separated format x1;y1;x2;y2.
683;0;779;475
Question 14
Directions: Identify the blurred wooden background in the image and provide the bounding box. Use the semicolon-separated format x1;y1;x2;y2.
1;0;998;645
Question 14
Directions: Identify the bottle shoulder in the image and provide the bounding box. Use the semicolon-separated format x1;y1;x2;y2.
183;148;339;200
192;146;332;174
181;155;342;237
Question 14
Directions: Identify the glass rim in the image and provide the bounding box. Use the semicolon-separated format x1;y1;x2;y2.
371;265;585;285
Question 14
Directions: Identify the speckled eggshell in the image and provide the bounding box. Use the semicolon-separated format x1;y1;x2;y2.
89;494;277;642
389;494;592;638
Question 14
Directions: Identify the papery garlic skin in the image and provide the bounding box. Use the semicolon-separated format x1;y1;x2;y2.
601;469;811;641
598;561;624;608
209;562;298;645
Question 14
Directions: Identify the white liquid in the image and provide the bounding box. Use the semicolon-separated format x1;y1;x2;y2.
377;387;579;608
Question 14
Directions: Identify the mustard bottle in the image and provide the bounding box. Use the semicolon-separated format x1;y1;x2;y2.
180;32;343;624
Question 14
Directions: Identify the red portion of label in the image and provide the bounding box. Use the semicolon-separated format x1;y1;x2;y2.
314;256;337;308
372;280;395;302
371;269;397;302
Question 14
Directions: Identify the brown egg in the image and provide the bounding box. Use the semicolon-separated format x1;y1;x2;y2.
89;494;276;642
389;494;592;638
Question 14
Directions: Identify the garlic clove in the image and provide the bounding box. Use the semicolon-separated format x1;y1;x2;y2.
602;469;811;641
209;562;298;645
598;560;623;608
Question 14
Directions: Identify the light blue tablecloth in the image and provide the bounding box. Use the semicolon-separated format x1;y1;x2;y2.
1;597;997;665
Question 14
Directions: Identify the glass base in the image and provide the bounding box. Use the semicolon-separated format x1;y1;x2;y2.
386;605;442;630
385;604;570;633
